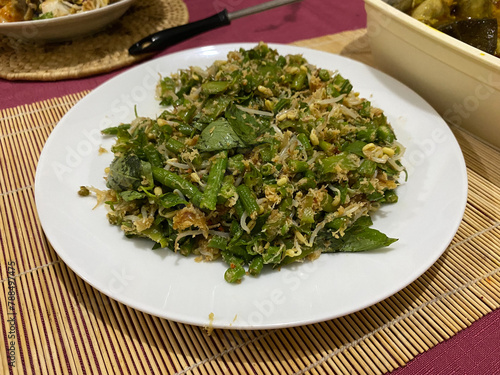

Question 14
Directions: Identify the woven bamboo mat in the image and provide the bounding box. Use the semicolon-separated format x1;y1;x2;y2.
0;0;189;81
1;30;500;374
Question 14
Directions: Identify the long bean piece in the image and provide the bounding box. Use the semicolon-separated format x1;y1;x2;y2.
152;167;203;207
200;151;228;210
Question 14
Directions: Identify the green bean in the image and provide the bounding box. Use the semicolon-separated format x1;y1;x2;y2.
165;137;185;154
261;163;275;176
288;160;309;173
101;123;130;135
297;133;313;152
359;101;371;117
243;166;262;189
248;256;264;276
177;105;196;124
200;151;228;211
259;146;274;163
159;124;174;136
221;250;244;266
236;185;260;217
229;220;243;237
219;175;237;200
224;264;246;283
228;154;245;174
319;140;332;152
152;166;203;207
291;71;307;90
327;83;341;97
384;190;398;203
339;79;353;95
332;73;345;86
318;69;330;81
208;235;228;250
177;122;196;136
143;144;164;168
234;199;245;219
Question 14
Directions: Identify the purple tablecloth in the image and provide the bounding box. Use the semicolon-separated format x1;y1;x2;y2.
1;0;498;373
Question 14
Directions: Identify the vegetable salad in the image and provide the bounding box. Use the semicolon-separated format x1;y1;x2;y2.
82;43;406;283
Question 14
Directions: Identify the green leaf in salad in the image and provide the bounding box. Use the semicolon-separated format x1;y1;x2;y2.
196;118;246;152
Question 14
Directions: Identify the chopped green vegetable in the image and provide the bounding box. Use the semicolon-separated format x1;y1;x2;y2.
83;43;405;283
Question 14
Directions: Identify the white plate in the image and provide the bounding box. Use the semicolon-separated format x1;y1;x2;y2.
0;0;134;42
35;43;468;329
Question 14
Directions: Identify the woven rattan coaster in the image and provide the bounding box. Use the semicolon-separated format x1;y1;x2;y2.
0;0;188;81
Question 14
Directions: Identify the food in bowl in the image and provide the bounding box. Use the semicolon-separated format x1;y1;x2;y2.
0;0;116;22
81;43;406;284
386;0;500;57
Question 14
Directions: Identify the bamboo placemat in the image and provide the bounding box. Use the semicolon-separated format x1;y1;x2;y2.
0;0;189;81
1;30;500;374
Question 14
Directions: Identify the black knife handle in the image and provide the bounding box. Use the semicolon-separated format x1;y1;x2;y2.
129;10;230;55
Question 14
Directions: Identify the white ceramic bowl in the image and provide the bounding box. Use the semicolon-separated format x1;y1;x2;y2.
0;0;134;42
364;0;500;149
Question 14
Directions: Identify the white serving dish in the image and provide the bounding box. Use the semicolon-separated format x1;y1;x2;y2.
364;0;500;149
0;0;134;42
